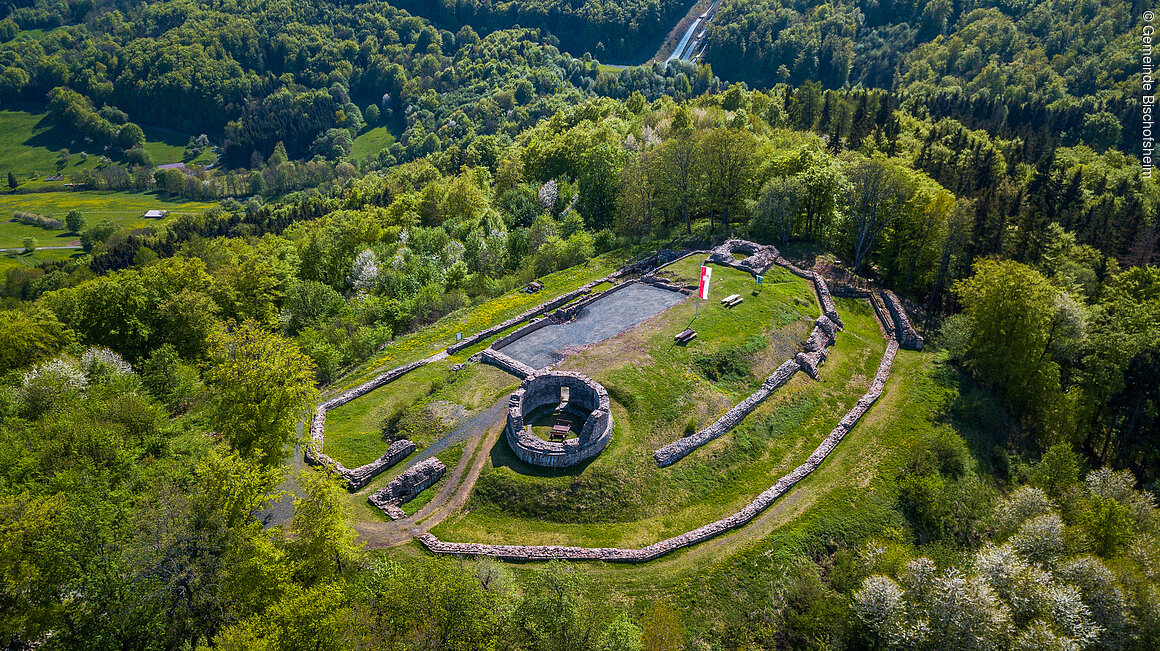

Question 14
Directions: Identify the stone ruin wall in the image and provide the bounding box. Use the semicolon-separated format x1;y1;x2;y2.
653;358;801;466
882;290;924;350
654;313;839;466
652;238;850;467
505;371;613;468
368;458;447;520
490;317;554;350
446;249;695;356
478;348;537;379
341;439;417;491
707;239;779;275
418;338;900;562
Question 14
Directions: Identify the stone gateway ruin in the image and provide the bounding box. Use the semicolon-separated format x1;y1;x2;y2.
504;370;613;468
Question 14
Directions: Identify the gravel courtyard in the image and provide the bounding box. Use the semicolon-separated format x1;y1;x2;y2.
497;283;686;369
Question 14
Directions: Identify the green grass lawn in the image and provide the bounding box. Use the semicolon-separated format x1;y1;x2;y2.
349;126;396;161
428;263;889;548
324;360;517;468
0;247;83;274
0;109;215;190
0;191;216;249
140;125;217;167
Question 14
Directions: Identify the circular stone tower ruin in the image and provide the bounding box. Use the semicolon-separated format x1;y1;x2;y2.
505;371;613;468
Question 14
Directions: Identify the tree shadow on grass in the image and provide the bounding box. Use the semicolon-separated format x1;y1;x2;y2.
928;360;1030;484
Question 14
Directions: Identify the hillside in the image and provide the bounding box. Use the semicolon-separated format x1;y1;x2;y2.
0;0;1158;648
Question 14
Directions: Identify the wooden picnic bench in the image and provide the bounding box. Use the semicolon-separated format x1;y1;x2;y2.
721;293;743;307
549;419;572;441
674;328;697;343
525;281;544;293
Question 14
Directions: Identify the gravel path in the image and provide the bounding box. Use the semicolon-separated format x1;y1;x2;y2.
497;283;686;369
354;396;508;548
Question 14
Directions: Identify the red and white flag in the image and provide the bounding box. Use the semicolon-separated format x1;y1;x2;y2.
698;266;712;299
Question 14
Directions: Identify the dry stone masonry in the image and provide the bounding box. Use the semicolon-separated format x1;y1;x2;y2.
479;348;538;379
707;239;779;274
505;371;613;468
368;458;447;520
343;440;416;490
418;338;900;562
654;358;801;466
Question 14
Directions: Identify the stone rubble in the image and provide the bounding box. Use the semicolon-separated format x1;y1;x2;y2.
368;458;447;520
707;239;779;274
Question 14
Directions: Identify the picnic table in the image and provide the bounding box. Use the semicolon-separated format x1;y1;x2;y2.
550;418;572;441
721;293;743;307
674;328;697;343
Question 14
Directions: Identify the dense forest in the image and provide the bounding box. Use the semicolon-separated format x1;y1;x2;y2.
0;0;1158;647
704;0;1143;154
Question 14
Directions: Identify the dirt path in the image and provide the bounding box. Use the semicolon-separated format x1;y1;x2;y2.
354;399;506;548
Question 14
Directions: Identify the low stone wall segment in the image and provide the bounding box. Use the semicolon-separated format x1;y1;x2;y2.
882;290;924;350
368;458;447;520
480;348;537;379
653;358;801;467
418;338;900;562
305;355;434;489
344;439;416;490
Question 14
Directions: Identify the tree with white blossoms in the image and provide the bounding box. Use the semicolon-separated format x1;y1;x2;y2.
19;357;89;417
348;249;379;294
925;568;1013;649
1009;513;1067;564
991;486;1057;536
80;346;134;382
853;575;924;648
539;179;558;214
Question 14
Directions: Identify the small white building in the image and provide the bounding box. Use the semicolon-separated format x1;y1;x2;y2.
144;209;169;219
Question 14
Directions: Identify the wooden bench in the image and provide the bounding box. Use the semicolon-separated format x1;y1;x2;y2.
674;329;697;344
525;281;543;293
721;293;743;307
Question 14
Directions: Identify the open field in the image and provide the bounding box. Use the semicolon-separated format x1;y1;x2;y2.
0;191;217;249
349;126;396;161
0;109;216;190
0;247;83;274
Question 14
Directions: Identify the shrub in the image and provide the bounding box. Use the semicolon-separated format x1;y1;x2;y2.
12;211;63;229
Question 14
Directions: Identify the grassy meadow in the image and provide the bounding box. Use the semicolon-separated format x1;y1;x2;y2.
0;109;216;190
349;126;396;161
0;191;217;249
